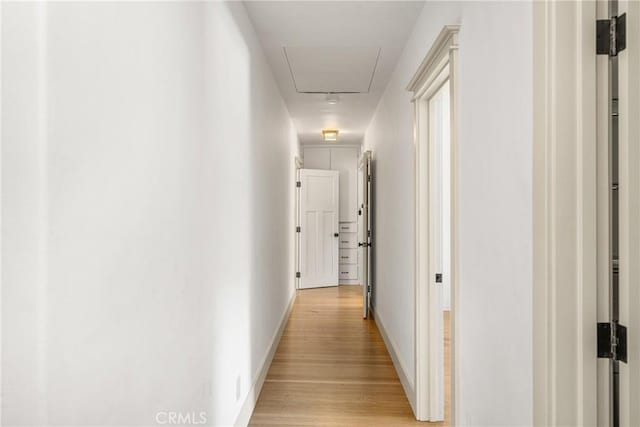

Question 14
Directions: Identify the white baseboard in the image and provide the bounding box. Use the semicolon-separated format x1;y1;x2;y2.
234;291;296;427
373;308;416;416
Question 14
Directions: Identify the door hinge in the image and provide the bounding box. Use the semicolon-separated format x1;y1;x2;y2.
435;273;443;283
598;322;628;363
296;181;301;188
296;226;301;233
296;272;301;278
597;13;626;56
367;175;371;182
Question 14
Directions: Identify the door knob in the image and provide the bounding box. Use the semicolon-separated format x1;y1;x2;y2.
334;233;339;237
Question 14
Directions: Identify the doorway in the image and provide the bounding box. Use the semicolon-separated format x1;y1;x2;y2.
296;146;367;300
427;78;451;423
409;25;459;423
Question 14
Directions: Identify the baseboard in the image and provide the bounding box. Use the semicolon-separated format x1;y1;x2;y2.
234;291;296;427
373;308;417;416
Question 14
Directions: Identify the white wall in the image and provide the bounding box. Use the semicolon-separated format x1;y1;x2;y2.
364;2;532;425
2;2;299;426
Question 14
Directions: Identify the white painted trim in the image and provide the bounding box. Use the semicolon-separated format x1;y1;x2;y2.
373;309;416;414
533;2;598;425
409;25;459;424
234;291;296;427
358;150;371;169
407;25;460;94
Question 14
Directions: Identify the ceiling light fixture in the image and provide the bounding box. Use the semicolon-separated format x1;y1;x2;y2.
322;129;339;142
326;93;340;104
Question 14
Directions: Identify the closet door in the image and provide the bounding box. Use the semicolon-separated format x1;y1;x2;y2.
299;169;340;288
330;147;358;222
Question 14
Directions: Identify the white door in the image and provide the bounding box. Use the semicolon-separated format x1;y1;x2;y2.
617;4;640;425
597;2;640;426
300;169;339;289
359;151;372;318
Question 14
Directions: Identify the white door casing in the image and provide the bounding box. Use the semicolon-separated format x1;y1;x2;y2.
534;1;640;425
533;1;598;425
408;25;459;423
299;169;339;289
294;157;303;290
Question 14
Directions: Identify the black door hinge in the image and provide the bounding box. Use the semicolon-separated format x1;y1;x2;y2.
296;181;301;188
435;273;443;283
598;322;628;363
296;272;301;278
296;226;301;233
597;13;626;56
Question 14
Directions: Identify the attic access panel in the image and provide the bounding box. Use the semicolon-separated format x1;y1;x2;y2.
284;46;380;93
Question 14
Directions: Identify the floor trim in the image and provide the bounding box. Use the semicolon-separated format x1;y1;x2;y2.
234;291;296;427
373;308;417;416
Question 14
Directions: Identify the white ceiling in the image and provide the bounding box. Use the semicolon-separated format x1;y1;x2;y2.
244;1;425;145
284;46;380;93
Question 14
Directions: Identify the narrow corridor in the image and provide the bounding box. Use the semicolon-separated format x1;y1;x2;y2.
2;2;544;425
249;286;450;426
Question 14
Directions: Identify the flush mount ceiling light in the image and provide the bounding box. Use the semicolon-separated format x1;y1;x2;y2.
322;129;339;142
326;93;340;104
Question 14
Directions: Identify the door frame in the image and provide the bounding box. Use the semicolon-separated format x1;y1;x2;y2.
295;156;302;289
407;25;459;423
594;1;640;425
532;1;599;425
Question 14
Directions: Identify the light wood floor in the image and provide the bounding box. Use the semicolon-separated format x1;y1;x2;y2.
249;285;450;426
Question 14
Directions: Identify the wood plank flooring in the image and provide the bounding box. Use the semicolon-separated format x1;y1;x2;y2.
249;285;450;426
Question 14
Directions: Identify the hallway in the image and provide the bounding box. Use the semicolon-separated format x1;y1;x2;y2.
3;2;542;426
249;286;449;426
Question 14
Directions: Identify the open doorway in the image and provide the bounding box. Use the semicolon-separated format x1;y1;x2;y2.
428;78;451;423
295;146;365;294
409;25;459;423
